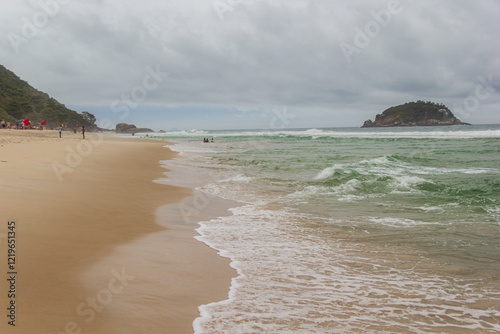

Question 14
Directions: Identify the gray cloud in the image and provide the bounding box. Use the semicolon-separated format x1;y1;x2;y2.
1;0;499;127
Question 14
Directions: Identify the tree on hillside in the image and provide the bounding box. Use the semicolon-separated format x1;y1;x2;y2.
82;111;96;127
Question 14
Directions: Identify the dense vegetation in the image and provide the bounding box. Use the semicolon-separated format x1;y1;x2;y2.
362;101;468;127
0;64;96;128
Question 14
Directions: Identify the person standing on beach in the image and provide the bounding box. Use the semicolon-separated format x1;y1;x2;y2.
59;125;62;138
82;126;85;139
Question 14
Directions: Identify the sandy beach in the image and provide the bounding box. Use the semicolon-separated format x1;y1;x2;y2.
0;130;234;333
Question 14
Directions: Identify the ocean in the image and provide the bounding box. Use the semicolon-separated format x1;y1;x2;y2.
153;124;500;333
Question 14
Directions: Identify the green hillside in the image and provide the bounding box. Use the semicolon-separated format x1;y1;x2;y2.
0;64;95;128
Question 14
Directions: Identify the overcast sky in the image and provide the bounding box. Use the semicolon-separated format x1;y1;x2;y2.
1;0;499;130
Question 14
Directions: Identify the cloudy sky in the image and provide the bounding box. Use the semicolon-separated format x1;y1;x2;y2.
1;0;499;130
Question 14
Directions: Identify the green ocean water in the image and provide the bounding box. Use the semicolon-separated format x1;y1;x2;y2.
216;129;500;276
156;124;500;333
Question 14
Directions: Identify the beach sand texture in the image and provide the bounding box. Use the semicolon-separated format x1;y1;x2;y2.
0;130;233;333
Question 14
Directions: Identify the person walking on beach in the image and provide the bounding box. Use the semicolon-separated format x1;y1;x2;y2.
82;126;85;139
59;125;62;138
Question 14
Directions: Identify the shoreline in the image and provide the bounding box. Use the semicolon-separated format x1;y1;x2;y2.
0;130;234;333
154;151;242;333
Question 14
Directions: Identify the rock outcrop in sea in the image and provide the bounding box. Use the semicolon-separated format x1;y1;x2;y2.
115;123;154;133
362;101;470;127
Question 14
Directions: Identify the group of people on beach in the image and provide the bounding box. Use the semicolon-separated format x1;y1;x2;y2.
1;120;85;139
203;138;214;143
1;121;37;130
0;120;11;129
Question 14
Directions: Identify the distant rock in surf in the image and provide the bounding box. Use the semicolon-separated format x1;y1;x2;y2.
362;101;470;127
116;123;154;133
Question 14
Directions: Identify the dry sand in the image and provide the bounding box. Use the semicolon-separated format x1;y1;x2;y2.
0;130;234;333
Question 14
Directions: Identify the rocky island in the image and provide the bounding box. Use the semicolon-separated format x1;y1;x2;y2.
362;101;470;127
115;123;155;134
